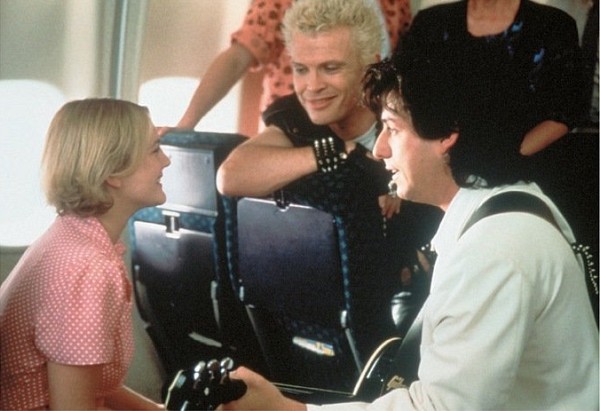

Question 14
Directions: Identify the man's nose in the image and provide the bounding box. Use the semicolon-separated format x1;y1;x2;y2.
306;70;324;91
373;130;390;160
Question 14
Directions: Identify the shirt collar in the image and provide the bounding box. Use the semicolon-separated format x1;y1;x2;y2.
431;187;490;257
431;181;533;256
352;122;378;151
61;214;127;258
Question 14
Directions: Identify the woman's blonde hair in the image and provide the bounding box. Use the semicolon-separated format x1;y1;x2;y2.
42;98;153;216
282;0;383;65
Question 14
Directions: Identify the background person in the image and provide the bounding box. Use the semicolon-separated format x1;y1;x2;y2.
404;0;598;320
0;99;170;410
216;0;399;209
161;0;412;136
403;0;585;156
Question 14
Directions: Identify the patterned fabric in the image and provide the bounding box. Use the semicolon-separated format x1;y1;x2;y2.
129;206;216;238
213;196;270;374
406;0;584;141
0;215;133;410
212;196;239;298
231;0;412;111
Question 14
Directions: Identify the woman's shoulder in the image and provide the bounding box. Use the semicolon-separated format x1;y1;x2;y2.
410;1;466;40
413;1;465;23
518;0;579;50
38;215;115;268
522;0;576;19
521;0;578;30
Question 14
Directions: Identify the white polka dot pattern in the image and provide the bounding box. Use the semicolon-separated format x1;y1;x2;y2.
0;215;134;410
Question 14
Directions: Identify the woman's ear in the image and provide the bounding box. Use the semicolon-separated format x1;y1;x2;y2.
105;176;122;189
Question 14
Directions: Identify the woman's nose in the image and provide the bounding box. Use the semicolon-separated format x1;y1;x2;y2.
162;149;172;167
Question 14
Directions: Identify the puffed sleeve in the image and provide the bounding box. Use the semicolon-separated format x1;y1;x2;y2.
230;0;291;69
378;0;412;50
35;254;127;365
527;8;585;128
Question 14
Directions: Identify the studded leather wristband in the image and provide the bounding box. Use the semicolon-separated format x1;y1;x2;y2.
312;137;347;173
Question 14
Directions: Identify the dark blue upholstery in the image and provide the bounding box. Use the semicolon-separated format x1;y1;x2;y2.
233;198;359;391
225;191;442;392
128;131;267;376
212;196;269;375
130;216;219;374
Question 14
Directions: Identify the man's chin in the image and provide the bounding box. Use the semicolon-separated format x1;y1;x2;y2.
394;186;412;202
302;101;338;125
305;111;333;126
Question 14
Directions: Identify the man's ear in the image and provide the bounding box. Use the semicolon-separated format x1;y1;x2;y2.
440;131;459;154
105;176;122;189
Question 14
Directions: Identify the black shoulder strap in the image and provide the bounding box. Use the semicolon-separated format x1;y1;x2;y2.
462;191;598;326
384;191;593;391
461;191;559;238
383;314;422;389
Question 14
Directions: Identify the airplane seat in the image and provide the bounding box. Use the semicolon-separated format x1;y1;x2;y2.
129;131;262;376
234;197;360;392
212;195;270;375
227;186;442;393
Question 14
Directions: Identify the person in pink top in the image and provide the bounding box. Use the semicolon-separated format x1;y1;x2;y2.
162;0;411;135
0;99;170;410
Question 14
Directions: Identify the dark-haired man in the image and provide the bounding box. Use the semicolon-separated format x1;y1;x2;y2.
220;15;599;411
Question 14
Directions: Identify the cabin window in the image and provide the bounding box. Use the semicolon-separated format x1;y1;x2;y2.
0;80;64;247
138;76;241;133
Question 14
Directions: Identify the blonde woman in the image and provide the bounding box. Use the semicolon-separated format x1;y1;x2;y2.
0;99;170;410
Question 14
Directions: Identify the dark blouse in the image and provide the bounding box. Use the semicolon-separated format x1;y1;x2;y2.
404;0;585;139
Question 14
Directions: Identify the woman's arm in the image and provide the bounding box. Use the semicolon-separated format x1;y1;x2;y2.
48;361;103;409
519;119;569;156
48;362;163;410
172;43;256;132
520;8;583;156
105;385;164;410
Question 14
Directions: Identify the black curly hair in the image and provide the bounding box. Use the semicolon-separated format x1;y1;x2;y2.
362;33;532;188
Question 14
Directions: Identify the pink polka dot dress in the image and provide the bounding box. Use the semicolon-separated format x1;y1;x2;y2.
0;214;134;410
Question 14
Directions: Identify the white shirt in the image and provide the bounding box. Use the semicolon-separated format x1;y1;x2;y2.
308;181;599;411
353;122;378;151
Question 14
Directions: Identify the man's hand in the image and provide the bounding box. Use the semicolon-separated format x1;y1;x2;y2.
157;126;195;137
218;367;306;411
343;139;357;154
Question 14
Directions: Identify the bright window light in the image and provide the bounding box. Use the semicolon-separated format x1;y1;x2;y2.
138;76;240;133
0;80;64;247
